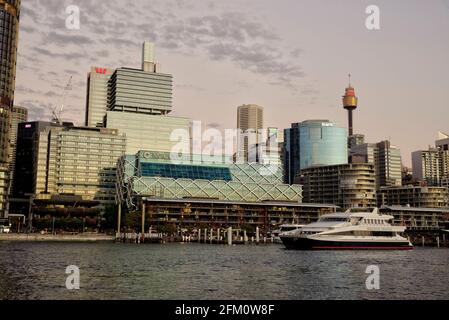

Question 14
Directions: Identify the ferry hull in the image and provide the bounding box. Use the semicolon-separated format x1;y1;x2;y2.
281;236;413;250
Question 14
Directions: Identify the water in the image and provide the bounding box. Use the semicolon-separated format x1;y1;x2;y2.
0;242;448;300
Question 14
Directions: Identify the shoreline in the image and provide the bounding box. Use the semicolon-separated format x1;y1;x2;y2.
0;233;115;242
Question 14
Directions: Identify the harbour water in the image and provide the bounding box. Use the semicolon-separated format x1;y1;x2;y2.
0;242;448;300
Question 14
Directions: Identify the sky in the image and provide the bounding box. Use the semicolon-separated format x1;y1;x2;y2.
14;0;449;166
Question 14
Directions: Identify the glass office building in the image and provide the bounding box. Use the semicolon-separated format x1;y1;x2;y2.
299;120;348;170
116;151;302;211
0;0;21;218
105;111;191;155
284;120;348;184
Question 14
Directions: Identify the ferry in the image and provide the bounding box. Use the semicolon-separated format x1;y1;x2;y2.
271;224;304;243
280;208;413;250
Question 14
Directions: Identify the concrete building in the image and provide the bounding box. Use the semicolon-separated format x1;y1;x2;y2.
13;122;126;209
0;0;21;218
436;132;449;179
351;140;402;188
237;104;264;162
107;67;172;115
378;186;448;208
412;148;441;186
296;163;377;209
139;197;338;234
85;67;114;127
116;151;302;211
284;120;348;184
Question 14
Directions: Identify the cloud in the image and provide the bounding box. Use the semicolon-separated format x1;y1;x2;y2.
16;0;308;125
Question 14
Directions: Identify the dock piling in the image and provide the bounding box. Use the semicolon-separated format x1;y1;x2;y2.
227;227;232;246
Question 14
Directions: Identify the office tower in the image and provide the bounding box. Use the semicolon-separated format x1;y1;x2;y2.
85;67;114;127
296;163;376;209
412;149;441;186
13;122;126;209
108;42;171;115
0;0;21;218
8;106;27;193
351;140;402;188
342;75;358;137
283;120;348;184
103;42;190;154
237;104;264;162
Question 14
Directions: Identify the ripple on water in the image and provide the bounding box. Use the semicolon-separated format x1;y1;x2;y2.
0;242;448;299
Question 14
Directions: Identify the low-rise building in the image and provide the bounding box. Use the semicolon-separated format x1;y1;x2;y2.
378;186;449;208
116;151;303;211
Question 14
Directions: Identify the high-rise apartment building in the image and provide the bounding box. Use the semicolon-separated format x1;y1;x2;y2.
351;140;402;188
436;132;449;179
283;120;348;184
412;148;441;186
296;163;376;209
412;132;449;186
85;67;114;127
13;122;126;208
237;104;264;162
8;105;27;192
0;0;21;218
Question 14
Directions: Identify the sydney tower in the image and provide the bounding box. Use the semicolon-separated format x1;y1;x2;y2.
342;75;358;137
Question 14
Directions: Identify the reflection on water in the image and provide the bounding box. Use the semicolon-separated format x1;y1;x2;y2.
0;242;448;300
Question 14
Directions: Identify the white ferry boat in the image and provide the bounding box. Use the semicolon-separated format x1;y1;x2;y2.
280;208;413;250
271;224;304;243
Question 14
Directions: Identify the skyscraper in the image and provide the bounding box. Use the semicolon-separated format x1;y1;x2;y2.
85;67;114;127
0;0;21;218
103;42;190;155
108;43;172;115
236;104;264;162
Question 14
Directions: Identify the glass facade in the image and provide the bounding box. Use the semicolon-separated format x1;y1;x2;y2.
105;111;191;155
0;0;20;217
299;120;348;171
140;163;232;181
116;151;302;210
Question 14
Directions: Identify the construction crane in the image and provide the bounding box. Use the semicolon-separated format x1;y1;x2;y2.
50;76;73;124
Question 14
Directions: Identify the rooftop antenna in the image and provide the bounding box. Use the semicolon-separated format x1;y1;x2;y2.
348;73;351;87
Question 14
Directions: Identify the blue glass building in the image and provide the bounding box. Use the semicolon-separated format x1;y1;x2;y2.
284;120;348;184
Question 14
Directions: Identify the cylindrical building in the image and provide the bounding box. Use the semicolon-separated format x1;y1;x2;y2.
0;0;20;163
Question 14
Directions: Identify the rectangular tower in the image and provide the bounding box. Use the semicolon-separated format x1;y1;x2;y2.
85;67;114;127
